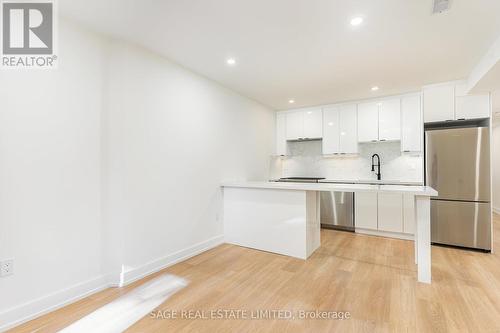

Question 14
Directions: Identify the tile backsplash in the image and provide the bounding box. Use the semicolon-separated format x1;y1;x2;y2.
271;140;423;182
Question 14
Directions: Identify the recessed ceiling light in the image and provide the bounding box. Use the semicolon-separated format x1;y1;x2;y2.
350;17;363;26
288;99;295;104
371;86;379;91
226;58;236;66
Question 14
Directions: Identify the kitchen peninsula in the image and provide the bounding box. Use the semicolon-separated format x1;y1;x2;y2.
222;181;437;283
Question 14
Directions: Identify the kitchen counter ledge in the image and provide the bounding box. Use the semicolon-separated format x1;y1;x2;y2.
222;180;437;197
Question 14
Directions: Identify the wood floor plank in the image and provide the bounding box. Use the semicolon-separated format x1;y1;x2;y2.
7;214;500;333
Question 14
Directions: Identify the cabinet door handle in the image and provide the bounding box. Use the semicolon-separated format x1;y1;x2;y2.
457;118;466;121
380;139;387;141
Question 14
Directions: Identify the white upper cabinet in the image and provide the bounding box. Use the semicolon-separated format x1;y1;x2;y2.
424;82;491;122
276;113;287;156
401;95;422;152
285;111;303;140
455;95;490;119
358;100;400;142
339;105;358;154
322;107;340;154
357;102;379;142
322;104;358;154
378;99;401;141
455;83;490;120
285;108;322;140
423;84;455;122
303;108;323;139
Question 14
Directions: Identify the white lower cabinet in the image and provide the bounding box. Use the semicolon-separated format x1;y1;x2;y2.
403;194;415;234
354;192;378;230
355;192;414;236
377;193;403;233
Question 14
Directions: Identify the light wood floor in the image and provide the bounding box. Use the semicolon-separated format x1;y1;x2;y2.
9;214;500;333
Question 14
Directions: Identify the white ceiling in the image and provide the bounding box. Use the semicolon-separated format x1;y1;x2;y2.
60;0;500;110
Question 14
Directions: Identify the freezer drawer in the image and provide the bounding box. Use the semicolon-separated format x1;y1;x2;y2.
431;200;491;250
320;192;354;231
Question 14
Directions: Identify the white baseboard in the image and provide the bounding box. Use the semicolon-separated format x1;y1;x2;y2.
0;275;108;332
355;228;414;241
0;235;224;332
116;235;224;287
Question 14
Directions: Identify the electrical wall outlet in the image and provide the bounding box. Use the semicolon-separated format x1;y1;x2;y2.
0;259;14;277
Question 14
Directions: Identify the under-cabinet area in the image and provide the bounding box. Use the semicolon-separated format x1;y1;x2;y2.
355;192;415;239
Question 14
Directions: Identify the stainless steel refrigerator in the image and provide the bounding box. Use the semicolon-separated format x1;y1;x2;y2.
425;126;491;251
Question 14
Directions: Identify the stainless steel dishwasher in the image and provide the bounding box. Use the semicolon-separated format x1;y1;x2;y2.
320;192;354;231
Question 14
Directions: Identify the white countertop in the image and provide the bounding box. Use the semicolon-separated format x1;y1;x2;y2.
222;181;438;196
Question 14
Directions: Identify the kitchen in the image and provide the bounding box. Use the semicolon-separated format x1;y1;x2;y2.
222;80;491;285
2;1;500;332
270;82;491;248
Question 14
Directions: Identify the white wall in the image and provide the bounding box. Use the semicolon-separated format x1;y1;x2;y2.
103;41;274;284
0;19;275;330
278;140;423;182
0;21;107;329
493;123;500;213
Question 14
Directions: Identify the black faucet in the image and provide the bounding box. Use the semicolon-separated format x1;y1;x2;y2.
371;154;381;180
